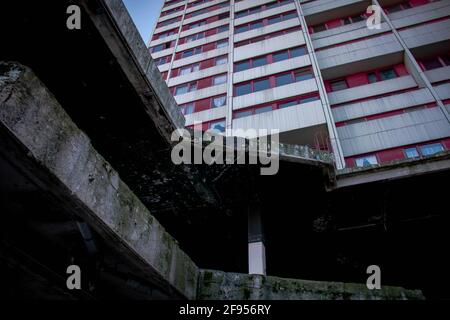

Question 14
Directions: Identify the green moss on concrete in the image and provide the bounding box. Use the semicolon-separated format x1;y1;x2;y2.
197;269;424;300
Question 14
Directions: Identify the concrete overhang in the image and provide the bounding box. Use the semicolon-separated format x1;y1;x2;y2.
335;152;450;189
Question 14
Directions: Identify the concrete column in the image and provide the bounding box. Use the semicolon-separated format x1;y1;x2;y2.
248;203;266;275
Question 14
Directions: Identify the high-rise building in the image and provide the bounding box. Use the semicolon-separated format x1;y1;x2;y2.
149;0;450;171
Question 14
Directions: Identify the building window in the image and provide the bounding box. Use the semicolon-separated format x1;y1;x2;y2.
330;79;348;91
252;56;268;68
186;32;205;42
355;155;378;167
273;50;289;63
235;25;249;33
217;25;229;33
235;83;252;96
254;79;270;92
422;58;443;70
300;95;320;104
181;103;194;115
255;106;273;114
182;47;202;58
313;24;326;33
235;110;253;119
180;63;200;76
420;143;444;156
175;82;197;95
210;120;225;132
350;14;365;23
216;40;228;49
151;41;173;53
380;69;397;81
404;148;419;159
295;69;313;81
442;54;450;66
368;72;378;84
276;73;293;87
291;47;307;58
215;56;228;65
212;95;227;108
235;60;251;72
213;74;227;85
250;21;264;30
235;69;313;96
279;100;297;109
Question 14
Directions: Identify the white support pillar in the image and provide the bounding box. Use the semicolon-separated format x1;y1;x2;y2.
248;203;266;275
248;241;266;275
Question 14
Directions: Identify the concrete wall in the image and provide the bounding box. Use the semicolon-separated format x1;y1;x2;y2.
0;61;198;299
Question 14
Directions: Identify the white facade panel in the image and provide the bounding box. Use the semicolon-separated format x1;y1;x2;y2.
168;64;228;87
233;79;318;110
234;31;305;62
175;83;228;104
232;100;326;136
328;76;418;106
233;55;311;84
338;108;450;156
172;47;229;68
185;106;228;125
332;88;435;123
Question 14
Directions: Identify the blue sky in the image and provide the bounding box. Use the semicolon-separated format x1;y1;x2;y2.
123;0;163;44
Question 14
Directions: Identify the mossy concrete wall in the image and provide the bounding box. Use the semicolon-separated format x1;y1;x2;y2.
0;61;198;299
198;270;424;300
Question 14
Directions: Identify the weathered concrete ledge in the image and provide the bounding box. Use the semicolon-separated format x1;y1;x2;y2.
0;61;198;299
80;0;185;140
336;152;450;189
198;270;424;300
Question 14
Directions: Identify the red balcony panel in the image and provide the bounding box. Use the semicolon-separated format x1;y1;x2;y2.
200;58;215;69
378;149;405;162
195;98;212;112
347;73;369;87
197;77;213;89
394;64;409;76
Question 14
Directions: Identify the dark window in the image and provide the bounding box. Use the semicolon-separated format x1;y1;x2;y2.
441;54;450;66
368;72;377;83
235;11;247;19
253;57;267;68
386;4;403;13
268;16;282;25
351;14;365;23
254;79;270;92
291;47;307;58
422;58;443;70
380;69;397;80
236;25;249;33
300;95;319;104
342;17;352;25
273;50;289;62
235;83;252;96
313;24;326;33
255;106;273;114
250;21;264;30
283;12;297;20
295;69;313;81
236;60;251;72
216;40;228;49
330;79;348;91
276;73;293;86
218;25;229;33
235;110;253;118
279;100;297;109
